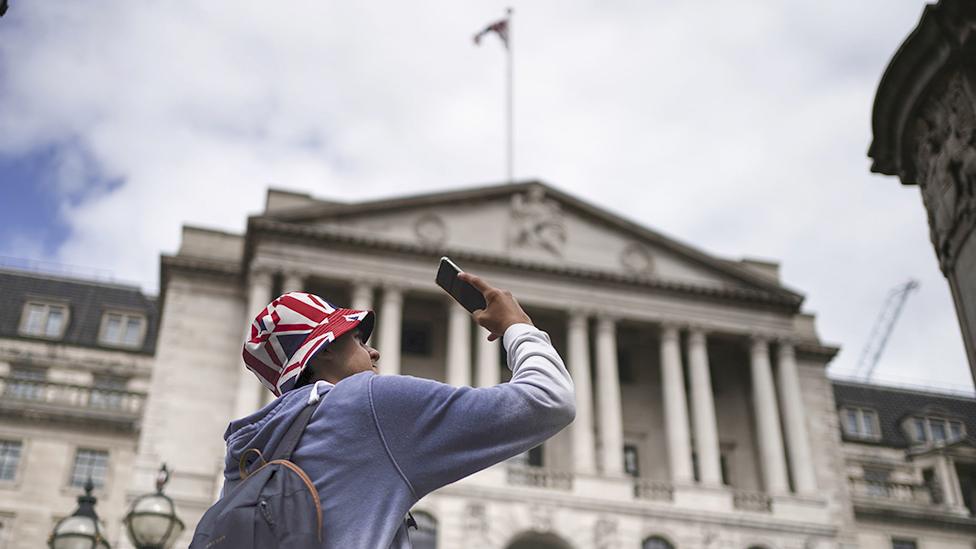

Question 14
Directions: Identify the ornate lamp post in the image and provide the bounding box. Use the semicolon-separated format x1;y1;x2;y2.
48;478;111;549
123;464;185;549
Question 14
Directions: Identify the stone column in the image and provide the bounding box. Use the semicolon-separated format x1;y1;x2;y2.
567;313;597;474
475;330;501;387
688;329;722;486
776;341;818;494
446;302;472;386
350;282;373;311
595;316;624;476
281;272;305;294
660;325;694;483
377;285;403;376
235;270;273;418
750;336;790;493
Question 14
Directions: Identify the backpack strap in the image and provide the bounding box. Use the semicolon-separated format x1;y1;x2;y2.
271;396;321;461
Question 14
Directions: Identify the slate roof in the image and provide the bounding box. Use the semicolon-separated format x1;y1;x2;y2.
0;268;158;355
832;379;976;448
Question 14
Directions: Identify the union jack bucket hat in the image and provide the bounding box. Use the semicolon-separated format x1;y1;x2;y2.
242;292;374;397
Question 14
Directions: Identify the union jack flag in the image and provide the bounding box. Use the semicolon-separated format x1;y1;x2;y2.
242;292;374;397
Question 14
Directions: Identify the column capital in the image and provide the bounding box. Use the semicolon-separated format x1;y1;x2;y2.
247;266;275;284
659;323;681;341
776;339;797;357
567;312;590;330
749;333;772;347
687;328;708;346
381;283;404;299
595;315;617;333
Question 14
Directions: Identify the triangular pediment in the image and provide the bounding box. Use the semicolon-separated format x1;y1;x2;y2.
259;182;802;301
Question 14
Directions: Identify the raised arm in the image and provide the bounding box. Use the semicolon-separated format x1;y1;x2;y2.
367;273;575;498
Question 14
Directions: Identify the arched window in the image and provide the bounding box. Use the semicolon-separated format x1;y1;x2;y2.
643;535;675;549
410;511;437;549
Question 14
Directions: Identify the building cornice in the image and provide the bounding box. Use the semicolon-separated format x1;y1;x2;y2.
868;0;976;183
260;180;806;304
158;254;242;313
246;217;803;312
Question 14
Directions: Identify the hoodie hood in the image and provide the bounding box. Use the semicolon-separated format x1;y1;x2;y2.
223;381;333;486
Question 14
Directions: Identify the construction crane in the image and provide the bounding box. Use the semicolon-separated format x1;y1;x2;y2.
855;279;920;381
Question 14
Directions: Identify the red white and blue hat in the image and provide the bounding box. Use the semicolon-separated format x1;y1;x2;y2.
242;292;374;397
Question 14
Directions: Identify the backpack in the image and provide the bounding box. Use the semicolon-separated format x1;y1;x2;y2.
190;398;323;549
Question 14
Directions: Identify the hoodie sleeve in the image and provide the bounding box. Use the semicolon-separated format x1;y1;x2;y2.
368;323;576;498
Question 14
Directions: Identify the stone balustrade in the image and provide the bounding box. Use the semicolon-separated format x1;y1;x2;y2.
848;477;933;505
506;464;574;491
0;376;145;430
633;479;675;502
732;489;773;513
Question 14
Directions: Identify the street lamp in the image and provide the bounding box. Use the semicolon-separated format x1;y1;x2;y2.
48;478;111;549
123;464;185;549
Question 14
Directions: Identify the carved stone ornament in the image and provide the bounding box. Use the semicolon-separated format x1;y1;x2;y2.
594;517;618;549
619;242;654;275
508;187;567;256
462;501;489;538
910;70;976;273
414;213;447;247
528;503;554;533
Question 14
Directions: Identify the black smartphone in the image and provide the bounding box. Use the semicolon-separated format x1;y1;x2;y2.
435;257;488;313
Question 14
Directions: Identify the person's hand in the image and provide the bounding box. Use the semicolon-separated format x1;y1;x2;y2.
458;272;533;341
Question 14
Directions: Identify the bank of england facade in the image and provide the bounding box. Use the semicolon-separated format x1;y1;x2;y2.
0;182;973;548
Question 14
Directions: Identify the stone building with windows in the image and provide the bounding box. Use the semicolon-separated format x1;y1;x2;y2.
1;181;975;548
833;380;976;549
141;181;851;548
0;268;157;548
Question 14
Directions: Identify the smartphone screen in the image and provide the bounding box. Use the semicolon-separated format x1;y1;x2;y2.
436;257;488;313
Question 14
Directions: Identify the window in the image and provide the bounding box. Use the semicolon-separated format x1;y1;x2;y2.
19;301;68;339
0;441;21;481
5;367;46;401
624;444;640;478
89;375;127;409
409;511;437;549
642;536;675;549
98;312;146;348
891;539;916;549
617;348;635;384
907;416;967;444
401;322;431;356
510;445;543;468
840;407;881;440
69;449;109;488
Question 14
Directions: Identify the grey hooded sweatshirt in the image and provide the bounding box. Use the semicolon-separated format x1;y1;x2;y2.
222;323;576;548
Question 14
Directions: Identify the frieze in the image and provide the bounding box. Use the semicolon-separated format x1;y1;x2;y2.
414;213;447;247
508;187;567;257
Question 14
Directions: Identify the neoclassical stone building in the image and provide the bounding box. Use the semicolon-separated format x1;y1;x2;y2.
2;182;974;548
141;181;852;548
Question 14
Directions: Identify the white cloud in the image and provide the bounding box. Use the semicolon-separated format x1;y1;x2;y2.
0;0;971;391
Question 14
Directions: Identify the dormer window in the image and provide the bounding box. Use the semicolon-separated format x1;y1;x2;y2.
905;415;966;445
19;301;69;339
841;406;881;441
98;311;146;349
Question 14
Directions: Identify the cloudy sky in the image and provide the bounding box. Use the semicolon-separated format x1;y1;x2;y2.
0;1;971;392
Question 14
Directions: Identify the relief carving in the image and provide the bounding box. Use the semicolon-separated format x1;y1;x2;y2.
462;501;489;540
527;503;554;533
594;516;618;549
620;242;654;275
911;70;976;273
414;214;447;247
509;187;566;256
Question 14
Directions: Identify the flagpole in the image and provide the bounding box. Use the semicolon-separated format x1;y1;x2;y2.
506;7;513;184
